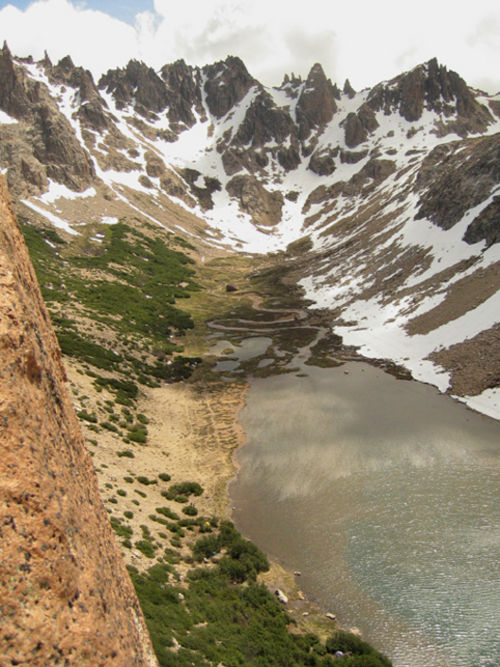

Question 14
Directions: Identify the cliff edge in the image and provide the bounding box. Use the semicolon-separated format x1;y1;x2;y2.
0;175;157;664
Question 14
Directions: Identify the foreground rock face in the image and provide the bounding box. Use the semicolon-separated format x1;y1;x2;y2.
0;177;157;665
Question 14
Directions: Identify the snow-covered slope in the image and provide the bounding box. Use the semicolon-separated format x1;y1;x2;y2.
0;43;499;418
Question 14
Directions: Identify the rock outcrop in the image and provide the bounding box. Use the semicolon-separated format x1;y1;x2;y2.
415;133;500;245
0;45;96;195
367;58;493;134
226;174;284;226
0;177;157;665
99;59;169;117
295;63;339;141
202;56;256;118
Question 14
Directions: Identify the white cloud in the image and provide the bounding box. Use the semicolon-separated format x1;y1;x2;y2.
0;0;137;75
0;0;499;93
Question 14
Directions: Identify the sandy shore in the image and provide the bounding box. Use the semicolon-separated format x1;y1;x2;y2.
143;378;249;519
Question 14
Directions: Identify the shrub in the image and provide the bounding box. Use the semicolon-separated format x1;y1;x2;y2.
117;450;134;458
163;481;203;502
156;507;180;521
325;631;392;666
128;427;147;444
135;540;156;558
137;476;156;485
182;504;198;516
77;410;97;423
101;421;119;433
158;473;171;482
192;534;220;561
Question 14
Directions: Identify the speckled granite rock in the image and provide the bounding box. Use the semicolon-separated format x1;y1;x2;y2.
0;176;157;666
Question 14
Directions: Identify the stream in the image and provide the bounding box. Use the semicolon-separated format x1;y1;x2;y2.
209;306;500;667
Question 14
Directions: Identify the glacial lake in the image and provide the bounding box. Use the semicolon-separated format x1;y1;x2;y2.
230;358;500;667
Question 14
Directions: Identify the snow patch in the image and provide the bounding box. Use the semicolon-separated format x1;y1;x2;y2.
21;199;79;236
459;388;500;421
38;182;96;204
0;110;18;124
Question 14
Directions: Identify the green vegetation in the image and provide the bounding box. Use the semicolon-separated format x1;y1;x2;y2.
127;423;148;443
156;507;180;521
110;516;133;548
77;409;97;423
163;482;203;502
137;475;157;486
130;520;393;666
182;504;198;517
117;450;135;458
20;219;203;405
135;539;156;558
325;631;392;666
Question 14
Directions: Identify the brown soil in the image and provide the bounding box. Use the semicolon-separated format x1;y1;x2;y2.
429;322;500;396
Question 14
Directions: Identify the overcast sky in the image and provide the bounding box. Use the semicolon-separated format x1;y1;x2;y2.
0;0;499;93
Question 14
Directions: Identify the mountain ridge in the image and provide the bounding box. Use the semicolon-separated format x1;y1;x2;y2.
0;43;499;418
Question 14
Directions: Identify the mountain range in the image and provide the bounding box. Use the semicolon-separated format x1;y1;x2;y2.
0;42;499;419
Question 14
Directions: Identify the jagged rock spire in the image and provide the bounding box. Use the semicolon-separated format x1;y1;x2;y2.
343;78;355;98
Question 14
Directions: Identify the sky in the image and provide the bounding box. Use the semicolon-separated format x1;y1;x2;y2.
0;0;499;93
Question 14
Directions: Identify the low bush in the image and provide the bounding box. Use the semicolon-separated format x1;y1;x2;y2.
101;421;119;433
110;517;132;543
163;481;203;502
117;450;134;458
325;631;392;666
128;429;147;444
77;410;97;423
135;539;156;558
137;476;156;485
156;507;180;521
182;504;198;517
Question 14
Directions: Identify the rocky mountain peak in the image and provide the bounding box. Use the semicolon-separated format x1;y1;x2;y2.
343;78;356;98
99;59;169;116
41;49;52;69
295;62;338;140
367;57;493;134
202;55;256;118
160;59;204;128
55;54;75;72
0;41;31;120
47;54;101;104
221;88;300;175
